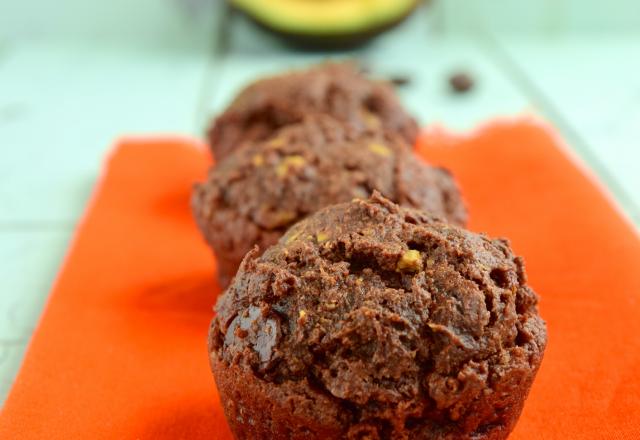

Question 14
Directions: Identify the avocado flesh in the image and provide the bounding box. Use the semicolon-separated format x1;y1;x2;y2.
231;0;417;37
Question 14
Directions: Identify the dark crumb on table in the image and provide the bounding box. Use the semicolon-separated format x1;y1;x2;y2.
390;74;412;87
449;72;475;93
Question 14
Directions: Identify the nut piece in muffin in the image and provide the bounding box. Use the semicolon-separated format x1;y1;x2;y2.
207;61;418;161
209;193;546;440
193;115;466;288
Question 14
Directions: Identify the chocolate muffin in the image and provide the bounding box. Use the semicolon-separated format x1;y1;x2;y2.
209;194;546;440
193;115;466;288
207;62;418;161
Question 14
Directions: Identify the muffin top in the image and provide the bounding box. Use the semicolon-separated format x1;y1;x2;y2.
207;61;418;161
193;115;466;286
210;194;546;438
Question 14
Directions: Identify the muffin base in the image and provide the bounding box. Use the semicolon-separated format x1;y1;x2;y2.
210;351;535;440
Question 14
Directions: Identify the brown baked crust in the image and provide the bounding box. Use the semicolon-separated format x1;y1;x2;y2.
209;194;547;439
193;115;466;288
211;356;345;439
207;62;419;161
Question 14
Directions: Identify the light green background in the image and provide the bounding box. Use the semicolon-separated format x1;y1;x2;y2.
1;1;639;404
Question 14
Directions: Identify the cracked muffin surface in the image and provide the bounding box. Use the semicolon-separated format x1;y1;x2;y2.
207;61;418;161
209;194;547;440
193;115;466;288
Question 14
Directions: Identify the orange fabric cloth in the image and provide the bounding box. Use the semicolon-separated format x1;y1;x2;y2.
1;120;639;439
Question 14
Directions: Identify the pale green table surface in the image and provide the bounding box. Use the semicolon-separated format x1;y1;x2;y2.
1;5;639;404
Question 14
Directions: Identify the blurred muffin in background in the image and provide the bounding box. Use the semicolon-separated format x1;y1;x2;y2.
207;62;418;161
194;114;466;287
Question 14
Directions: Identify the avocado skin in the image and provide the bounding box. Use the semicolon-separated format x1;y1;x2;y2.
231;1;420;50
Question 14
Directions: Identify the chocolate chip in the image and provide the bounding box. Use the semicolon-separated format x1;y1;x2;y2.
449;72;474;93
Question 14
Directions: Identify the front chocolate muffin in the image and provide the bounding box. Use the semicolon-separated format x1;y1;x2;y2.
207;61;418;161
209;194;546;440
193;115;466;288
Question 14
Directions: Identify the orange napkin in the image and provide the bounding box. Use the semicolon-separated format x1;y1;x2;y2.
1;120;639;439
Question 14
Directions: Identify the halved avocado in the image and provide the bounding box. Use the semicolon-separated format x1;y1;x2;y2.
231;0;419;46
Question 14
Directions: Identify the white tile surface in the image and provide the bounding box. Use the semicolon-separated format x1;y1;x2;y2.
0;229;71;405
493;35;640;220
0;43;212;223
